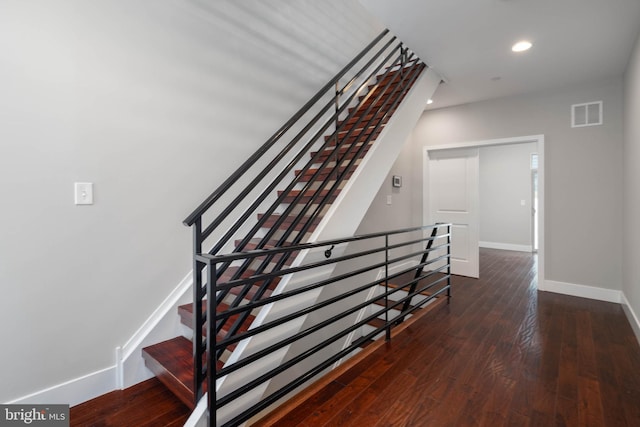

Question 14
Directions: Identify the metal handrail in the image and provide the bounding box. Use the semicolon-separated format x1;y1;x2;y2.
208;224;452;427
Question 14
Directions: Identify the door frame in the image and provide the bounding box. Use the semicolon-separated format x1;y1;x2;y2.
531;167;539;253
423;134;545;286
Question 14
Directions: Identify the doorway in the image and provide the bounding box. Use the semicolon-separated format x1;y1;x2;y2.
423;135;545;284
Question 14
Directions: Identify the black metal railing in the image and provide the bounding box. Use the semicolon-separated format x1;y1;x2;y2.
206;224;451;426
182;28;428;405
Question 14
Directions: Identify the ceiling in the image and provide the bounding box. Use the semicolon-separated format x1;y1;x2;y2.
360;0;640;110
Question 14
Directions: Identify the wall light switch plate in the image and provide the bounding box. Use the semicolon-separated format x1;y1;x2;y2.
75;182;94;205
386;195;392;205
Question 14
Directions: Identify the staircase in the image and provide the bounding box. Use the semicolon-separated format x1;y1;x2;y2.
139;30;442;425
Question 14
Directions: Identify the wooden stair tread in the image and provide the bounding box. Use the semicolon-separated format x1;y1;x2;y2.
257;213;321;232
367;317;386;329
187;302;255;334
370;297;415;310
178;302;256;335
142;336;201;410
69;378;190;426
294;167;355;182
277;189;338;204
324;128;383;145
235;238;288;251
313;145;374;163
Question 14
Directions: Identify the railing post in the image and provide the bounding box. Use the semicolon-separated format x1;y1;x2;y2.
193;218;205;402
207;258;215;427
384;234;391;341
400;45;407;81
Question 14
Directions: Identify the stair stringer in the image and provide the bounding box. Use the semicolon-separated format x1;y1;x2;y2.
214;67;441;425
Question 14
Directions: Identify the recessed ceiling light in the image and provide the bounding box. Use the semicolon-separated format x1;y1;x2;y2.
512;40;532;52
426;99;434;105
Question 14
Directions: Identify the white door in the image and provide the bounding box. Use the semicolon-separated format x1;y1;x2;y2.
427;148;479;278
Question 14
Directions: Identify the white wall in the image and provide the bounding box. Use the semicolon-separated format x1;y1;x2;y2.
412;77;624;291
479;143;536;250
0;0;383;404
623;30;640;338
355;133;422;233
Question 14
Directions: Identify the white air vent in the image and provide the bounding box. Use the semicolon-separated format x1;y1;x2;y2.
571;101;602;127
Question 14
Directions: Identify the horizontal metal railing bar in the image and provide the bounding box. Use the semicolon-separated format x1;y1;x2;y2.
385;264;450;296
381;243;451;272
212;246;386;292
383;234;446;253
183;29;391;227
211;252;450;352
215;260;450;354
207;232;446;290
215;265;425;405
210;245;450;353
383;262;450;292
208;238;449;295
385;256;447;284
217;274;446;425
201;39;402;243
215;257;389;320
215;272;389;376
197;224;449;264
381;273;450;315
214;261;450;378
380;280;451;328
213;258;448;351
216;258;447;377
214;228;450;425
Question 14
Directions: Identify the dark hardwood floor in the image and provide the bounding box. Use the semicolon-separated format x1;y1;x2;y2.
69;378;189;426
255;248;640;426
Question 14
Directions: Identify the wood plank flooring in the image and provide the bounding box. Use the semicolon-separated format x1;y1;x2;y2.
69;378;189;426
255;248;640;426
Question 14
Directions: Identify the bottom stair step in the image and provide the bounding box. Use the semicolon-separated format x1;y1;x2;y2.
142;336;207;410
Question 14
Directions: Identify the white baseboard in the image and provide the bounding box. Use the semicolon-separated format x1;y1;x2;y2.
542;279;622;303
479;241;532;253
5;272;193;407
621;292;640;346
6;366;116;407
